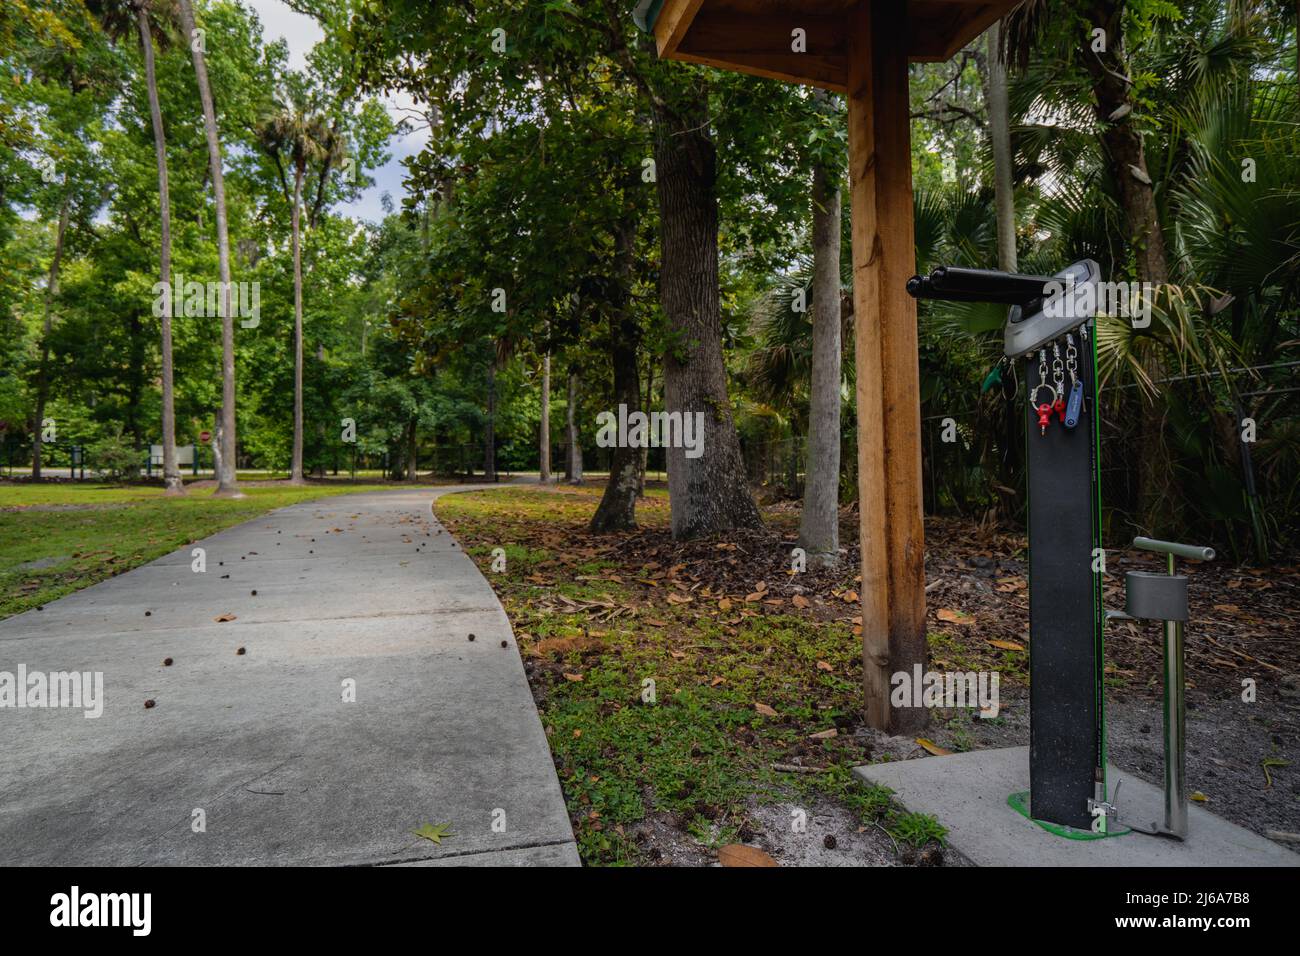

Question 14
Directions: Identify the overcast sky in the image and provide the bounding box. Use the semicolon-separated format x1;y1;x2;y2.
247;0;422;224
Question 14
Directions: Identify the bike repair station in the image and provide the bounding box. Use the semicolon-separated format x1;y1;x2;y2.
854;261;1295;864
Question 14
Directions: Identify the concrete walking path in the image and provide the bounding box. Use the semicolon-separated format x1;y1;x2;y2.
0;487;578;866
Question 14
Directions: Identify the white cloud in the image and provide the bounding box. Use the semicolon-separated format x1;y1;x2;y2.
246;0;322;72
247;0;419;223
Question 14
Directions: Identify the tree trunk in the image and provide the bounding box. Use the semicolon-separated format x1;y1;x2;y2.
566;370;582;484
179;0;240;497
590;218;641;532
986;16;1025;528
289;163;305;483
138;4;183;495
32;197;69;481
796;159;842;567
484;358;497;482
1081;3;1168;284
638;355;654;495
986;20;1017;272
315;342;326;477
128;312;145;447
211;417;224;483
1081;0;1172;528
539;352;551;482
651;91;761;539
407;418;419;482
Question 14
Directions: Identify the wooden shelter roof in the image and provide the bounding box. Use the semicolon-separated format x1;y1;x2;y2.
634;0;1019;90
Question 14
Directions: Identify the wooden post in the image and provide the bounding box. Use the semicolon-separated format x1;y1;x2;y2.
847;0;927;733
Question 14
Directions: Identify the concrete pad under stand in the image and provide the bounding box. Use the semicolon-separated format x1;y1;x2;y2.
854;746;1298;867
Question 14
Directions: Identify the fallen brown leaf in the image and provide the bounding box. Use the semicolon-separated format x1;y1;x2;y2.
916;738;952;756
718;844;777;867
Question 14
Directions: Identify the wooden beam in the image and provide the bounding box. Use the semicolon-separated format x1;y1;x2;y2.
847;0;927;733
673;8;849;87
668;50;847;91
651;0;1019;67
677;12;847;56
936;2;1006;60
653;0;706;57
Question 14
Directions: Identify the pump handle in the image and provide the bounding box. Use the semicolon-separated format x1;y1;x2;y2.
1132;537;1215;562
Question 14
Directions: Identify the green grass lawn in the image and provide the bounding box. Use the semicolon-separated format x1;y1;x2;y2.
0;481;409;619
436;486;946;865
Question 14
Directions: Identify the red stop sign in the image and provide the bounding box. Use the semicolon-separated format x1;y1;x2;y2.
199;430;211;443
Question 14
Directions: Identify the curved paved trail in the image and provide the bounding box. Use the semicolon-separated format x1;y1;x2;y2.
0;487;578;866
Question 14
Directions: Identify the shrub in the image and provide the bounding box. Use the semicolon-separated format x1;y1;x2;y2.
87;430;141;481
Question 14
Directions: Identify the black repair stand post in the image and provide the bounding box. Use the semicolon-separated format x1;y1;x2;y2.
909;262;1108;832
1024;333;1103;830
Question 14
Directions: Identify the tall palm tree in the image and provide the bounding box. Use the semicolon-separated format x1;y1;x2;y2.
176;0;239;496
984;18;1017;272
31;195;70;482
89;0;183;494
258;96;344;483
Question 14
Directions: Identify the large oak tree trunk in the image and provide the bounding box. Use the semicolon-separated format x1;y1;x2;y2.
651;92;761;539
179;0;240;497
796;160;842;567
137;4;183;495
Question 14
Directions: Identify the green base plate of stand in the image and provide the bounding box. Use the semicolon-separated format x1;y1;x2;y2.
1007;791;1131;840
